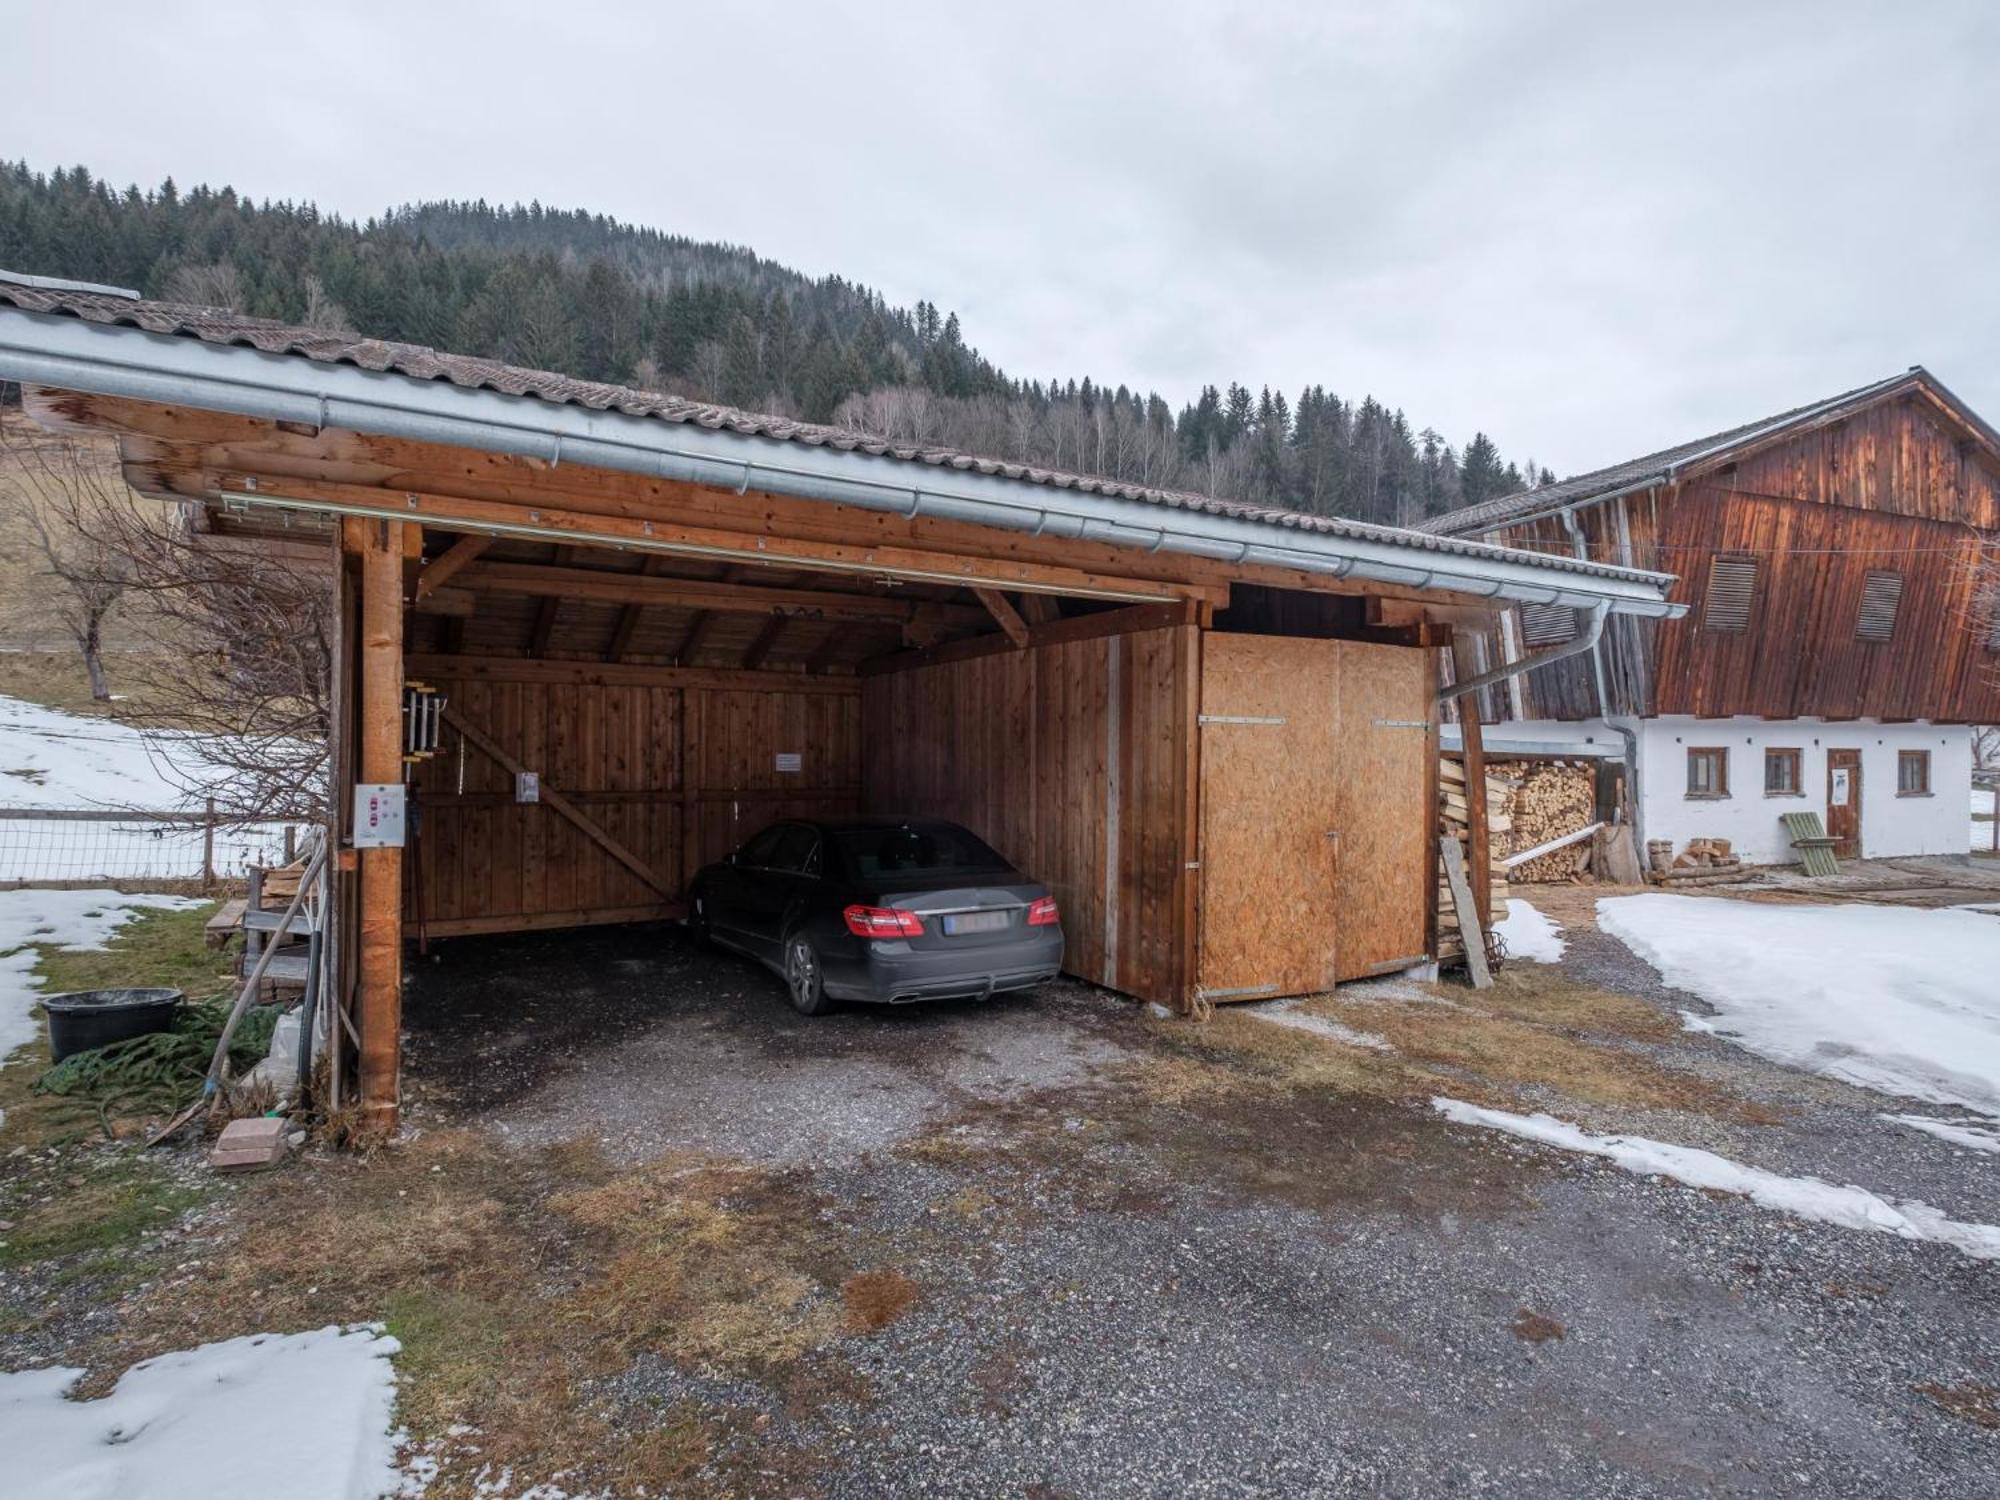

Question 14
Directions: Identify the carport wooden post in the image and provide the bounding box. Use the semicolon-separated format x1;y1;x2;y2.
350;516;406;1128
1448;634;1493;926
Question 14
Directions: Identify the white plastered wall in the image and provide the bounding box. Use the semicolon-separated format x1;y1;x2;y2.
1497;717;1974;864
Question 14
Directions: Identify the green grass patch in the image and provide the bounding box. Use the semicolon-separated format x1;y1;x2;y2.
29;901;232;1003
0;1152;202;1273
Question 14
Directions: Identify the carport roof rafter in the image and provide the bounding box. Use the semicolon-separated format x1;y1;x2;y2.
0;277;1683;619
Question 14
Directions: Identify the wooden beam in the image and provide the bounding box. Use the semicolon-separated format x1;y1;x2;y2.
675;611;720;666
806;624;845;675
605;556;669;663
442;704;677;899
411;586;476;618
414;533;490;600
456;559;988;626
862;599;1200;676
973;587;1031;649
403;653;861;695
531;596;562;657
1016;591;1057;626
348;516;404;1130
56;396;1517;611
204;471;1221;607
741;615;789;671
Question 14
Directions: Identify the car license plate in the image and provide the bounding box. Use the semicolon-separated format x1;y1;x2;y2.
943;910;1010;935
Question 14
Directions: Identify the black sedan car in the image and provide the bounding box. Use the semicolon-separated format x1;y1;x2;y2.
688;816;1064;1015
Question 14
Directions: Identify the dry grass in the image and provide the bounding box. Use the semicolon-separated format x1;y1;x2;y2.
1915;1380;2000;1430
1122;962;1768;1127
842;1269;920;1333
67;1130;870;1498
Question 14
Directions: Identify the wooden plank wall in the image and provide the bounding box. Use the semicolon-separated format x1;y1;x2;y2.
406;669;860;937
861;625;1197;1008
1472;395;2000;724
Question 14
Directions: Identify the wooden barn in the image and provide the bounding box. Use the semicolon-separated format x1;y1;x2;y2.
1424;368;2000;867
0;273;1678;1126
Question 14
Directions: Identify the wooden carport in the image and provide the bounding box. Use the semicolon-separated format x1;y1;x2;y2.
0;276;1684;1130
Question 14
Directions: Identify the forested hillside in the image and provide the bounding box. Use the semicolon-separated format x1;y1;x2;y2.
0;162;1546;524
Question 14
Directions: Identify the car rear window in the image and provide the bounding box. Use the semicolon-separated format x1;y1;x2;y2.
833;824;1010;880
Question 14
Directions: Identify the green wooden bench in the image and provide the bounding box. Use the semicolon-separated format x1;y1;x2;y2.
1780;811;1842;877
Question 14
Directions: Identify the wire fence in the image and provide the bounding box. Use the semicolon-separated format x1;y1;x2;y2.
0;804;316;885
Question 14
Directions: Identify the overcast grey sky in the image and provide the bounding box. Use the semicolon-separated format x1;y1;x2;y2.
3;0;1994;474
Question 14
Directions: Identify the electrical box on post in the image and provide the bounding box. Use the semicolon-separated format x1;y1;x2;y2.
353;782;407;847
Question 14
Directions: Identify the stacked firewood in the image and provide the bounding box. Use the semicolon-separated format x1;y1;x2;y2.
1437;755;1511;964
1500;761;1599;883
1648;835;1749;886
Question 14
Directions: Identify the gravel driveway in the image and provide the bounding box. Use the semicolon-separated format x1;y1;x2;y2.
401;917;2000;1498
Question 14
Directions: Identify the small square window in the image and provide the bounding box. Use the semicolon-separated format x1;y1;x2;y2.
1764;748;1802;796
1898;749;1931;796
1687;747;1729;798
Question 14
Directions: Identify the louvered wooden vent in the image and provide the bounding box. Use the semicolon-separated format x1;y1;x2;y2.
1855;570;1904;642
1518;603;1575;647
1702;557;1757;632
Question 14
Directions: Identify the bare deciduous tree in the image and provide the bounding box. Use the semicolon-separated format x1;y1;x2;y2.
162;260;247;309
0;420;143;699
8;423;335;819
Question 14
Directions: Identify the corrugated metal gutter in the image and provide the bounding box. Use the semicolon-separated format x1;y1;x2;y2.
0;307;1686;618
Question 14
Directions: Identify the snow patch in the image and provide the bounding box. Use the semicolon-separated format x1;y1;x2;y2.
0;888;206;1063
1432;1098;2000;1261
1240;997;1391;1051
1493;898;1565;963
1597;894;2000;1115
1;1326;411;1500
1882;1114;2000;1155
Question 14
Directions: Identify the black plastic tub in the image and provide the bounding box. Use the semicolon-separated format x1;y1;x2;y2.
42;988;184;1063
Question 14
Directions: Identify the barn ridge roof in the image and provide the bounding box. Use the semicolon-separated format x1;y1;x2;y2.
1420;367;2000;538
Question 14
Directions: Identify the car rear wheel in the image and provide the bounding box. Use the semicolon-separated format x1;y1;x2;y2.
784;935;833;1016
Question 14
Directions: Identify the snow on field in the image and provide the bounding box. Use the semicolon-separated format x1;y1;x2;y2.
1;1326;410;1500
1434;1099;2000;1261
0;694;216;809
0;888;206;1063
1975;785;1996;852
0;695;303;880
1493;898;1565;963
1241;996;1391;1050
1598;894;2000;1116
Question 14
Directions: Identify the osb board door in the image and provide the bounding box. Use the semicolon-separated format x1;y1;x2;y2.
1827;748;1862;858
1331;642;1434;979
1197;633;1340;1001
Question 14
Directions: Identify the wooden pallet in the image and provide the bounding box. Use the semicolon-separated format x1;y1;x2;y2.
204;898;247;950
1780;811;1842;878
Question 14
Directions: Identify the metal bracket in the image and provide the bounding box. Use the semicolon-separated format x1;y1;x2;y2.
1373;718;1430;730
1199;714;1286;726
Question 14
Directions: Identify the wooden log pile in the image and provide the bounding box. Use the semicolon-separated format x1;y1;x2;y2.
1437;754;1511;964
1498;760;1599;883
1648;835;1752;886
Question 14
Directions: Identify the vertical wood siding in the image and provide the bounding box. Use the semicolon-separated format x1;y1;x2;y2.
861;626;1198;1008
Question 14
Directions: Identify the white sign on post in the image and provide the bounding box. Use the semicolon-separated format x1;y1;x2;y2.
516;770;541;804
353;783;407;847
1831;768;1851;807
774;752;802;773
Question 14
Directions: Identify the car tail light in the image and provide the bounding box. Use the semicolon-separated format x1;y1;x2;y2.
1027;896;1059;927
844;904;924;938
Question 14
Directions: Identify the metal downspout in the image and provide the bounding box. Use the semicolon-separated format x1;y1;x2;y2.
1559;509;1645;854
1436;601;1610;705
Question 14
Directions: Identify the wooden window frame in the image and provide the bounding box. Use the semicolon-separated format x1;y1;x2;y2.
1897;749;1932;797
1686;746;1729;799
1763;747;1803;797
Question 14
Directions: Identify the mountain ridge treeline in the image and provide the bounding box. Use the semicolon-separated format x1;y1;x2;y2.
0;162;1548;523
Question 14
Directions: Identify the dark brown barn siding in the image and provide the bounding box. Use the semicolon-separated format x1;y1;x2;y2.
1474;394;2000;724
